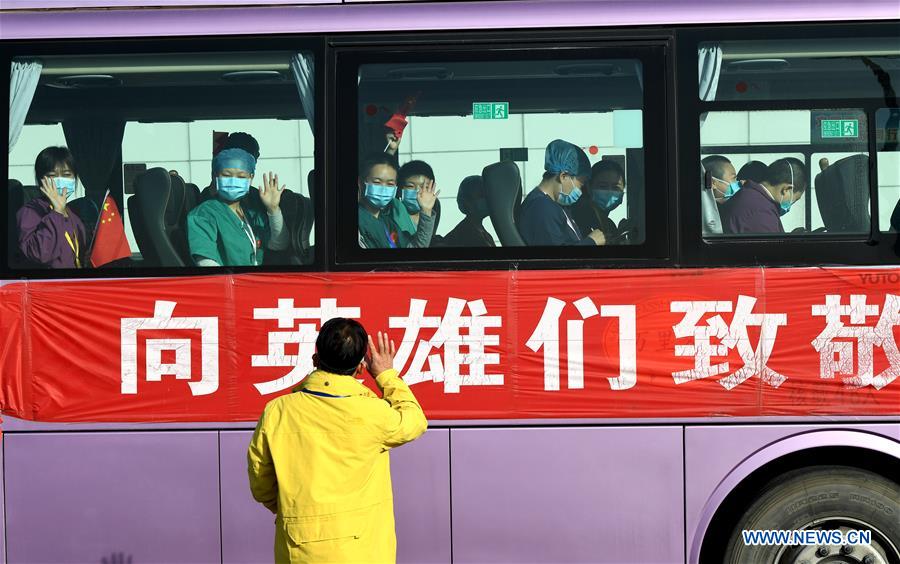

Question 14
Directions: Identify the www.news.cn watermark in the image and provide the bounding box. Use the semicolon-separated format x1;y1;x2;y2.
742;529;872;546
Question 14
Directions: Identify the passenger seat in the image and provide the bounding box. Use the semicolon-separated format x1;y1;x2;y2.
482;161;525;246
129;167;187;267
814;154;870;233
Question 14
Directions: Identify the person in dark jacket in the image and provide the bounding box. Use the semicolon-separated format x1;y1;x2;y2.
518;139;605;246
571;159;625;244
441;175;496;247
16;146;88;268
722;157;806;234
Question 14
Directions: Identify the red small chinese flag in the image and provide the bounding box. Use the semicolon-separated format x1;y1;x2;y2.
384;93;420;141
90;194;131;267
384;113;409;141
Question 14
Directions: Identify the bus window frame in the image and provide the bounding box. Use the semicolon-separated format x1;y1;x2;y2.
330;35;672;271
675;21;900;268
1;33;328;280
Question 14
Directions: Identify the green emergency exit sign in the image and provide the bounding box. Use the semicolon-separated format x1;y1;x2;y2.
473;102;509;120
821;119;859;138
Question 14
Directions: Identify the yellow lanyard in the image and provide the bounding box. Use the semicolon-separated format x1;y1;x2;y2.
64;231;81;268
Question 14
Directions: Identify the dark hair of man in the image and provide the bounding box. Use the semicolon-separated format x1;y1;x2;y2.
315;318;368;375
359;153;399;180
590;160;626;185
736;160;768;183
398;160;435;186
221;132;260;160
766;157;807;193
34;146;77;186
700;155;732;181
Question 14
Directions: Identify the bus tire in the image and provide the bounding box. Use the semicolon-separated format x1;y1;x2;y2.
722;465;900;564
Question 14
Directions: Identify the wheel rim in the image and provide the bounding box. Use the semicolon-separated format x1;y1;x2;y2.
772;517;900;564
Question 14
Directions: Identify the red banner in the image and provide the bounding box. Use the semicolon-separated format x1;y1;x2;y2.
1;268;898;423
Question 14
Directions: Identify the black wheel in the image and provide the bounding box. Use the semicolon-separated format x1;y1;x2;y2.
723;466;900;564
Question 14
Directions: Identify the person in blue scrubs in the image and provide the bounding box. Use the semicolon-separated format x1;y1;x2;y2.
518;139;605;246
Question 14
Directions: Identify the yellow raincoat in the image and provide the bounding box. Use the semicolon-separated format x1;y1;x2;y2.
248;368;427;563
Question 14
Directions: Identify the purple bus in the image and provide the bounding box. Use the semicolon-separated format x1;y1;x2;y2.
1;1;899;563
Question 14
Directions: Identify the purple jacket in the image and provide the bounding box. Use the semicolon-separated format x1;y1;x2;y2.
721;180;784;234
16;197;87;268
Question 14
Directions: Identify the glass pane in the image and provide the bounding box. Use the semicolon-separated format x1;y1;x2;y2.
7;51;315;271
356;58;645;249
701;110;870;237
700;38;900;102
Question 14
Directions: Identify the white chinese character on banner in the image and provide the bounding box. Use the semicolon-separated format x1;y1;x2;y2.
671;295;787;390
389;298;502;393
121;300;219;396
526;297;636;392
811;294;900;389
252;298;361;395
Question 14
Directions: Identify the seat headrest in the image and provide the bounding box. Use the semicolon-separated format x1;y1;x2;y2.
183;182;201;212
166;174;186;227
814;154;870;233
307;169;316;209
135;168;172;220
482;161;525;247
457;175;484;213
8;179;24;212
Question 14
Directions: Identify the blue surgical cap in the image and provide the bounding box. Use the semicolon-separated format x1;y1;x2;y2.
544;139;590;178
213;148;256;176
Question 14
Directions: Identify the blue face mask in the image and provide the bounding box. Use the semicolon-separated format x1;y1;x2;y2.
364;183;397;210
400;188;420;214
713;177;741;200
557;177;582;206
779;186;794;216
53;177;77;198
591;189;623;212
216;176;251;201
779;164;797;216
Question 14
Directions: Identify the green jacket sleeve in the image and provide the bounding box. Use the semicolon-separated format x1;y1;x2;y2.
247;411;278;514
187;207;224;265
373;368;428;449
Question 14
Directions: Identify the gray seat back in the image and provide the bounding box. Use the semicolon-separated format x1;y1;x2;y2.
482;161;525;247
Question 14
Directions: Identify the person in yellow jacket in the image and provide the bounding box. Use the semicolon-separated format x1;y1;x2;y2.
248;318;428;563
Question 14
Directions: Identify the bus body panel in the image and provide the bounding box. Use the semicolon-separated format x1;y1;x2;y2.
2;2;900;563
219;428;452;564
1;1;898;41
450;426;684;564
685;424;900;564
3;431;222;564
0;0;338;8
219;430;279;564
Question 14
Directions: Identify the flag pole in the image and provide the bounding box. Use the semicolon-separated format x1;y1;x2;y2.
85;189;111;260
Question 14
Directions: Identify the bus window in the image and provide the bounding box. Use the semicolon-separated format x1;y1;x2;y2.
355;59;646;250
699;38;899;102
7;51;316;272
701;109;871;237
